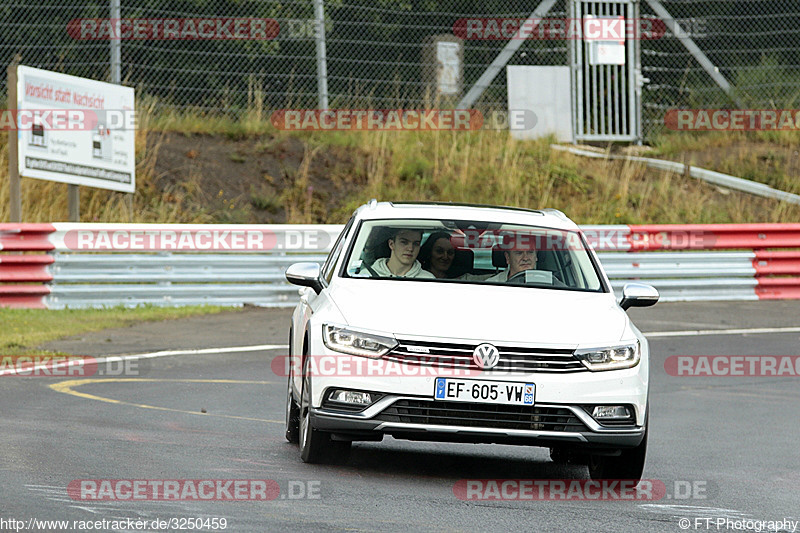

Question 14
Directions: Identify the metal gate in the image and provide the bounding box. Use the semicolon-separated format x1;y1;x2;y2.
570;0;643;143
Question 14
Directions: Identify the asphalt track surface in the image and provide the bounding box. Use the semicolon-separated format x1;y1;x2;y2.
2;301;799;533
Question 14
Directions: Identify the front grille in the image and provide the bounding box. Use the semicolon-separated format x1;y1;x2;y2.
386;339;586;373
376;400;588;432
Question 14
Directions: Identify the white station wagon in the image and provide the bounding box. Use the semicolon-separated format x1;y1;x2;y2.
284;201;658;481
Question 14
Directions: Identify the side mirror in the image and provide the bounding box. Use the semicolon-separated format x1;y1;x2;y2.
286;262;323;294
620;283;659;311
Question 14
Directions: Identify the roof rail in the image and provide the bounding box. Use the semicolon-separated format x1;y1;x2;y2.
539;208;568;221
389;201;544;215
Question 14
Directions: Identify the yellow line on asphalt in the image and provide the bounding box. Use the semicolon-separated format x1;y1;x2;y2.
49;378;282;424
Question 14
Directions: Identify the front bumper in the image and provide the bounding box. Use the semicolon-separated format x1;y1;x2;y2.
310;395;646;449
304;327;649;450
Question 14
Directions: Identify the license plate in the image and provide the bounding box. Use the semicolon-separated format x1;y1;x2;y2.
434;378;534;405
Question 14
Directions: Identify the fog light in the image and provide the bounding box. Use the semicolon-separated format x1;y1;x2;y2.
592;405;631;420
329;390;373;405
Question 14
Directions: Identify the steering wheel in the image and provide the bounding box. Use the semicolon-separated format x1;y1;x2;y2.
507;270;566;287
507;270;537;285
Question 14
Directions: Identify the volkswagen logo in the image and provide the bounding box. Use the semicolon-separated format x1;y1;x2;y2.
472;343;500;369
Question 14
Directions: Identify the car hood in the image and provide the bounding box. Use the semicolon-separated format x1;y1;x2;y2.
329;280;629;347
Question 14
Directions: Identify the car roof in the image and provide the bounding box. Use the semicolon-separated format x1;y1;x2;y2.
353;201;580;231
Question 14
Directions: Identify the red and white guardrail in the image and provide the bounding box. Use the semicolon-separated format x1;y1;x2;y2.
0;223;341;309
587;224;800;300
1;223;799;308
581;223;800;251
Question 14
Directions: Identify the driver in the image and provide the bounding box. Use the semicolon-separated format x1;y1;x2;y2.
486;232;537;283
369;228;435;278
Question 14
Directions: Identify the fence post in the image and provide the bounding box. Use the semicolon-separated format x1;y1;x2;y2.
314;0;329;109
110;0;133;219
7;56;22;222
110;0;121;84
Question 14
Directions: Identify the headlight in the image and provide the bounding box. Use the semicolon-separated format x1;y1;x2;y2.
322;324;397;358
575;342;640;371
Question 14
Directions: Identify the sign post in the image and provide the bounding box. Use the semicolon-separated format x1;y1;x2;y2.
68;184;80;221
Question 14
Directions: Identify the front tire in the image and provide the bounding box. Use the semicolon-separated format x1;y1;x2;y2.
285;372;300;443
299;356;351;464
285;328;300;443
588;421;648;483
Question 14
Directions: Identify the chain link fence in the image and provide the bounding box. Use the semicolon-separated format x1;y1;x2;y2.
1;0;799;140
640;0;800;138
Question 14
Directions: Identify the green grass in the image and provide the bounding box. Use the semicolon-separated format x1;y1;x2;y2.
0;305;236;355
648;129;800;194
2;99;799;225
145;107;277;139
650;129;800;157
648;131;741;156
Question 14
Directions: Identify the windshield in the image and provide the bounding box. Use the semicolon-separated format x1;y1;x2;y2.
342;218;604;292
